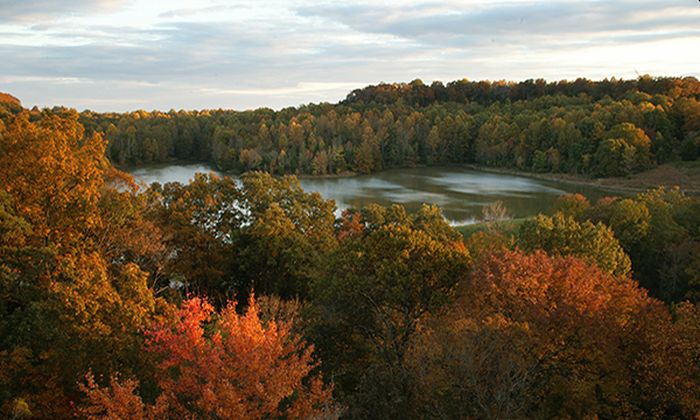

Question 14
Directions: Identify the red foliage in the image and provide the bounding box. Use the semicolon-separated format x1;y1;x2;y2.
336;209;364;241
79;296;335;419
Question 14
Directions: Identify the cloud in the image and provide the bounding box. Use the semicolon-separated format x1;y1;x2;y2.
296;1;700;48
0;0;698;111
0;0;126;23
197;82;367;97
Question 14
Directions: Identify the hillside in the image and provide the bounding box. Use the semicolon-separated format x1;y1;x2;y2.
0;92;21;106
65;75;700;180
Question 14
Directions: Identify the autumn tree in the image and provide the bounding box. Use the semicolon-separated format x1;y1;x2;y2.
0;112;167;417
481;200;510;229
583;187;700;302
63;75;700;178
408;250;698;418
552;193;590;218
235;171;337;298
622;301;700;417
79;296;337;419
4;75;700;418
146;171;337;301
145;173;242;301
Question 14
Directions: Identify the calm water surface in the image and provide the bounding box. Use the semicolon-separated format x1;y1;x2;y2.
129;163;614;225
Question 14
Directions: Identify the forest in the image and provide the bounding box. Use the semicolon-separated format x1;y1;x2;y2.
18;75;699;178
1;77;700;419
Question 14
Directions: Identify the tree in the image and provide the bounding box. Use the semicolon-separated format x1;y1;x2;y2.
0;112;167;418
593;138;636;177
584;187;700;302
79;296;337;419
312;149;329;175
518;213;631;277
426;125;444;164
680;134;699;161
309;220;470;417
235;172;337;299
408;250;692;419
475;115;518;166
57;76;700;178
146;173;241;302
586;198;651;249
355;122;380;173
335;209;364;242
239;148;263;170
552;193;590;218
623;301;700;417
581;188;700;302
147;171;337;301
606;122;653;170
482;200;510;226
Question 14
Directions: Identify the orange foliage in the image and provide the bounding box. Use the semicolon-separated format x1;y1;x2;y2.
596;196;619;206
409;249;675;418
79;296;336;419
0;112;167;418
625;302;700;417
0;112;107;251
336;209;364;241
79;373;167;420
552;193;590;217
465;249;649;325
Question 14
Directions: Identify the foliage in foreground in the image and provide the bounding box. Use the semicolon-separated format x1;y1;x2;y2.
309;212;470;417
0;112;168;417
79;296;335;419
410;249;700;418
1;111;700;419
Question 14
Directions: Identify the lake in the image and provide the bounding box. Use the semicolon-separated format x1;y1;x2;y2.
129;163;614;225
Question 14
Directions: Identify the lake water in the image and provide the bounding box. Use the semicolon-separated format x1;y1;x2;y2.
129;163;614;225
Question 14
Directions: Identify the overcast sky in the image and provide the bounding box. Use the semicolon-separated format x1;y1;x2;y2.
1;0;699;112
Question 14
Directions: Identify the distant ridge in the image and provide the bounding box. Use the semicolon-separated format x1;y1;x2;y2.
0;92;21;106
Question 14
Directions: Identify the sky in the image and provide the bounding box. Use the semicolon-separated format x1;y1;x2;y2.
1;0;699;112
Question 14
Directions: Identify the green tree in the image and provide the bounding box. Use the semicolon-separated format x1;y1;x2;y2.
593;138;636;177
518;213;631;277
309;219;470;418
235;172;337;299
145;173;241;301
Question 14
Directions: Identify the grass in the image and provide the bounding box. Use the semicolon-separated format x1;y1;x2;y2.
465;160;700;195
454;217;529;240
590;160;700;194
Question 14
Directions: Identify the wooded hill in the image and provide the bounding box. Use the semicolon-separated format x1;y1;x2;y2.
2;75;699;178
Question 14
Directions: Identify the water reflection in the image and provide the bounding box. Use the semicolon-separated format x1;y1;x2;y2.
129;164;614;225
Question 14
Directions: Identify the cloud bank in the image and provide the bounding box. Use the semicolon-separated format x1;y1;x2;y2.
1;0;698;111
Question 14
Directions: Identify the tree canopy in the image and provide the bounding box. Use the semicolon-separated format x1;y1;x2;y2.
2;81;700;418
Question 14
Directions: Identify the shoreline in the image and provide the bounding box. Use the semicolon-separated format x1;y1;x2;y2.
460;164;637;194
461;163;700;195
119;160;361;180
122;159;700;195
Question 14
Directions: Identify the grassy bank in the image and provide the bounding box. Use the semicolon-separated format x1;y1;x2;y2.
464;161;700;195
